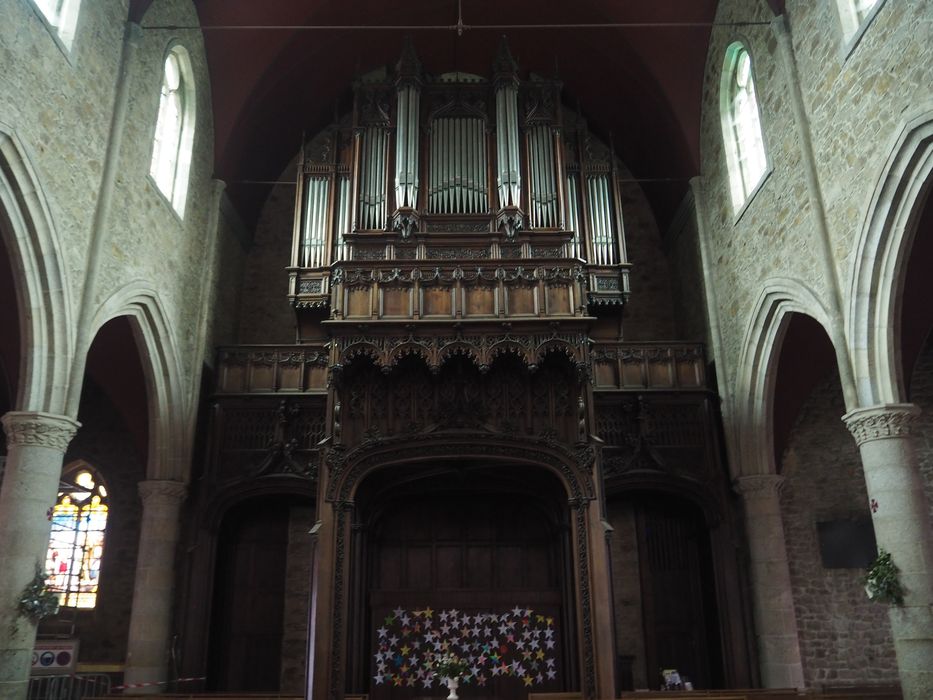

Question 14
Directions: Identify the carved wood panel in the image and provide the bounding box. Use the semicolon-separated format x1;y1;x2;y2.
337;356;579;448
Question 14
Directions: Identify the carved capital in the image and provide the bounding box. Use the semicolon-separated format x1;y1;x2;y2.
842;403;920;446
138;479;187;509
734;474;784;500
1;411;80;452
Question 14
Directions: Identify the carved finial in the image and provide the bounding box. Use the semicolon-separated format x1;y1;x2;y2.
493;35;519;86
396;36;422;85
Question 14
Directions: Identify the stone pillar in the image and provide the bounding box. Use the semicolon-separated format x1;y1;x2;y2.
735;474;805;689
843;404;933;700
123;480;187;693
0;412;79;700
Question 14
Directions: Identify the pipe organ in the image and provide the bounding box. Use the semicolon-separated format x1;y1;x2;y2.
288;37;632;323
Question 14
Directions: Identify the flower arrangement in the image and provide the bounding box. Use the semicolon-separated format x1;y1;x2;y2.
864;548;905;606
428;652;469;681
18;568;60;623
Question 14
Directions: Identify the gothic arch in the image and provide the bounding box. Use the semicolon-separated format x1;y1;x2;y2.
848;105;933;406
733;278;837;478
0;125;75;414
81;282;189;481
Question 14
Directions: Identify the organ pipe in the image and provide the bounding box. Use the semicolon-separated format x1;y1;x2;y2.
494;37;522;213
496;87;522;208
586;173;617;265
394;84;420;209
333;174;350;261
301;176;330;268
528;125;557;228
566;173;583;259
359;126;387;229
428;117;487;214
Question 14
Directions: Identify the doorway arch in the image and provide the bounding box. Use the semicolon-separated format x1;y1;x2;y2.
317;432;608;699
350;462;574;699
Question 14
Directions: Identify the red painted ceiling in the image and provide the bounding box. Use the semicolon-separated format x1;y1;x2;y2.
133;0;781;227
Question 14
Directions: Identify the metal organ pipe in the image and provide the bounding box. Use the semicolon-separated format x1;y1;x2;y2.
585;173;617;265
527;125;557;228
566;174;582;259
333;175;350;261
428;116;488;214
394;85;420;209
359;126;388;229
302;176;330;268
495;86;522;209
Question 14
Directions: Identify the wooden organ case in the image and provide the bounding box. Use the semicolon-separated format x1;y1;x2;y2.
192;36;750;700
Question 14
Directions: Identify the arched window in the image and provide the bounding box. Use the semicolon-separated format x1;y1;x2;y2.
720;42;768;212
837;0;881;40
31;0;81;49
149;46;196;217
45;464;109;609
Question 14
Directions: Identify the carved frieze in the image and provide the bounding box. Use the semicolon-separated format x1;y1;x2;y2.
595;276;620;291
532;245;564;259
352;246;386;261
333;328;590;372
424;221;490;233
426;246;490;260
298;279;324;294
220;348;329;366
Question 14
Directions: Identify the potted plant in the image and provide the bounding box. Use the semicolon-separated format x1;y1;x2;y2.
864;549;905;606
429;652;469;700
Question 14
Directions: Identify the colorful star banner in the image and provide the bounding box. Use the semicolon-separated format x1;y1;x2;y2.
373;606;558;690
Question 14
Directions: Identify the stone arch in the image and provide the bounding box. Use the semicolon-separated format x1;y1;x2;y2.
320;433;602;698
733;278;839;478
0;125;74;414
848;105;933;406
80;282;188;481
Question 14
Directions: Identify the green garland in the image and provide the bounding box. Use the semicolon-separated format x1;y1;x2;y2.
17;569;60;624
864;549;905;606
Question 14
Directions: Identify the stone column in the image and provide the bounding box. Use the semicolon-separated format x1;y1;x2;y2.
0;412;79;700
843;404;933;700
123;480;187;693
735;474;805;689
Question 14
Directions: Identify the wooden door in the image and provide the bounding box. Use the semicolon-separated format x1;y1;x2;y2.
364;494;569;700
208;502;289;691
636;499;721;690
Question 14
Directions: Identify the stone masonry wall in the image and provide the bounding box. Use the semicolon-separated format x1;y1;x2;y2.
236;177;297;344
0;0;123;311
101;0;218;403
780;373;898;687
698;0;932;398
908;334;933;523
664;193;711;344
0;0;227;424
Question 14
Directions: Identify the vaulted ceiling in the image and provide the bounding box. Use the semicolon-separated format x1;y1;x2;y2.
132;0;783;228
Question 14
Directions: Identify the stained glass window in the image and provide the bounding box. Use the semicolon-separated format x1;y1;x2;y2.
45;467;109;609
